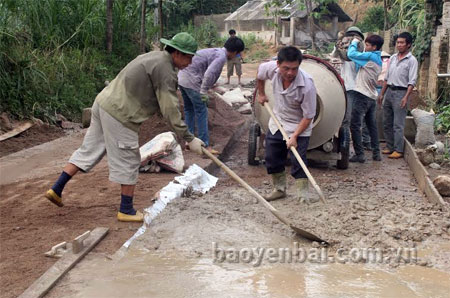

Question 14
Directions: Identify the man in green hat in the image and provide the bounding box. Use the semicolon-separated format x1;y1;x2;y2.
44;32;204;222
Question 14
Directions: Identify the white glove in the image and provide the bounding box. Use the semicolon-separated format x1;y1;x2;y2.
352;38;361;44
188;137;205;155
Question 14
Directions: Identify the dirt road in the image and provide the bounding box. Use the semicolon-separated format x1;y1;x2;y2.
2;61;449;297
0;100;243;298
46;120;450;297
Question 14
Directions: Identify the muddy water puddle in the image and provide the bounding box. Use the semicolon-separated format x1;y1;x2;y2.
64;248;450;298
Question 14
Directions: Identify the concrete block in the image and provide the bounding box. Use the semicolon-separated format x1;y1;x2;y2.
82;108;92;128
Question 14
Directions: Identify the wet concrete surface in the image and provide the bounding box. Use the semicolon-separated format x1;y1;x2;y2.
47;124;450;297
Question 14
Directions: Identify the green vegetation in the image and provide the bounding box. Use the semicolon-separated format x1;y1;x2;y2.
162;0;247;37
180;20;220;48
356;6;391;33
0;0;143;122
0;0;265;123
435;104;450;134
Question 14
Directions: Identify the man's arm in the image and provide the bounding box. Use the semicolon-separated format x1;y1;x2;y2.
286;118;313;149
400;57;418;108
155;70;194;142
256;60;277;105
256;78;267;105
200;55;227;94
400;85;414;108
347;40;374;67
377;80;388;105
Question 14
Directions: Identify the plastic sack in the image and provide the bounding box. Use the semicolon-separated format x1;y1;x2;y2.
139;132;185;173
335;35;364;61
411;109;436;149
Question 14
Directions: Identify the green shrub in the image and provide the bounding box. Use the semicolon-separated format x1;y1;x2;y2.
180;20;220;48
0;0;144;122
356;5;395;33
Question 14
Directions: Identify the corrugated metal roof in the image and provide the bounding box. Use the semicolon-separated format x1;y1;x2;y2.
225;1;273;21
225;0;352;22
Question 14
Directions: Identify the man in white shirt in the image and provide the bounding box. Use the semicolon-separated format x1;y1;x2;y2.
257;46;317;203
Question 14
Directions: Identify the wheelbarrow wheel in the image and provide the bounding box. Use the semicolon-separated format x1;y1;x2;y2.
248;122;261;166
336;126;349;169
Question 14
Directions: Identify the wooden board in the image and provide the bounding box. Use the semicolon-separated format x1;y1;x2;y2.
403;138;446;207
0;120;34;141
18;227;109;298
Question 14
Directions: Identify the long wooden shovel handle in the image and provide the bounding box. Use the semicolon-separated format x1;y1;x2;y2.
264;104;326;204
202;148;291;226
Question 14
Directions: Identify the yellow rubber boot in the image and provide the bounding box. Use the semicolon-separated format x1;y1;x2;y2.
117;211;144;222
45;189;64;207
265;172;286;201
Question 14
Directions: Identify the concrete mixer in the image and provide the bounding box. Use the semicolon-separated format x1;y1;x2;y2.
248;54;349;169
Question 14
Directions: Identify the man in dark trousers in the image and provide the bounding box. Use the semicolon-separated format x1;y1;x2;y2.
347;34;384;163
378;32;418;159
257;47;317;203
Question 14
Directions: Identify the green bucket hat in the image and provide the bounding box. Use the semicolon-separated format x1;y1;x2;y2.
160;32;198;55
345;26;364;40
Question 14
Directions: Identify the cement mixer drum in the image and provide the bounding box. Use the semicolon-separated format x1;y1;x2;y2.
254;55;346;150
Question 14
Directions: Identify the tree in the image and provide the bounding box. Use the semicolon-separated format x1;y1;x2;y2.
140;0;147;53
106;0;113;53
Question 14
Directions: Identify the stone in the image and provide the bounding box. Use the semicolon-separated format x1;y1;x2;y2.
55;114;67;122
222;88;248;107
82;108;92;128
435;141;445;154
242;90;253;98
32;117;44;126
415;149;434;165
428;163;441;169
433;175;450;197
0;112;13;130
213;86;227;95
61;121;81;129
238;103;252;114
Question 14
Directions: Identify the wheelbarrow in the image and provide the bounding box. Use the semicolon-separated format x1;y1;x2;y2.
248;54;350;170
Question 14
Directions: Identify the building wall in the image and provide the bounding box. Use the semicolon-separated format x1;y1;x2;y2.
419;1;450;100
194;13;230;32
219;30;276;43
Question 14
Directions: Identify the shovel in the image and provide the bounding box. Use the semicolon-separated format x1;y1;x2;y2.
202;148;327;243
264;104;326;204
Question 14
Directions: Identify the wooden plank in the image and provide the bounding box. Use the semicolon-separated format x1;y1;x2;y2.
0;120;34;141
18;227;109;298
403;138;446;207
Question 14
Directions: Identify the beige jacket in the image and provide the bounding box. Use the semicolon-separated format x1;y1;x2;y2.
97;51;194;142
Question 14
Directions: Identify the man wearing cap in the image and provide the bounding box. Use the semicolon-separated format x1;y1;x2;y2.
332;26;366;153
347;34;384;163
178;37;245;154
44;32;204;222
378;32;418;159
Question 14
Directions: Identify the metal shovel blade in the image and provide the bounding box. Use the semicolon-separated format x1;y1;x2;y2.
270;208;327;244
202;148;327;244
